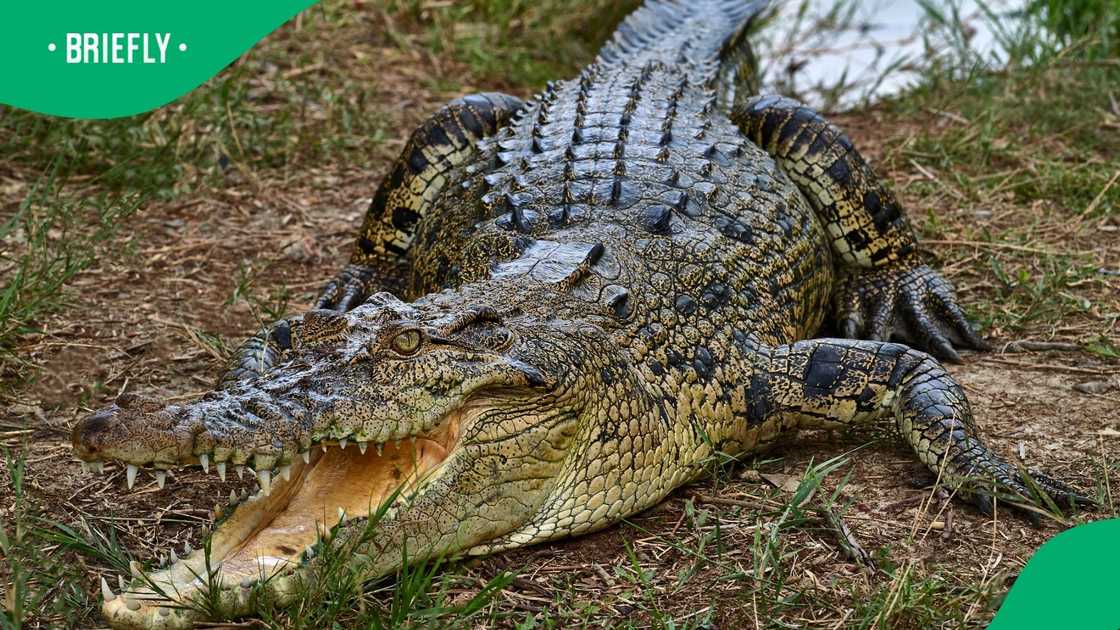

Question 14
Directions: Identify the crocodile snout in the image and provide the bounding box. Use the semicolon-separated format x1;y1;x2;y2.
71;394;185;467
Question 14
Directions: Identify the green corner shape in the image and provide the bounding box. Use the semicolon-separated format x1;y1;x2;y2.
990;518;1120;629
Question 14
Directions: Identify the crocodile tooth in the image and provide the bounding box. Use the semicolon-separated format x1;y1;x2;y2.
183;543;192;556
304;545;316;558
229;489;238;505
100;576;115;602
358;442;367;455
169;550;179;564
257;469;272;496
237;465;246;480
199;453;209;474
240;489;250;501
339;438;347;450
126;464;138;490
410;436;417;445
279;465;291;481
301;451;310;464
130;560;143;578
81;462;90;473
321;443;328;453
217;462;227;482
394;439;401;449
117;575;126;592
93;461;105;474
240;575;255;588
155;471;166;489
376;443;383;456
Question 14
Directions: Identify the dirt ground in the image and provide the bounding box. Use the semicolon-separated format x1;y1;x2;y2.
2;6;1119;629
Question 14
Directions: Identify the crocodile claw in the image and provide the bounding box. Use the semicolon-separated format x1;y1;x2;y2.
835;263;989;362
316;263;378;312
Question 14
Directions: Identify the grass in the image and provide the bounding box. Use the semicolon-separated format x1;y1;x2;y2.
854;560;1006;629
0;449;103;628
384;0;641;88
2;0;1118;628
0;175;142;379
1027;0;1120;58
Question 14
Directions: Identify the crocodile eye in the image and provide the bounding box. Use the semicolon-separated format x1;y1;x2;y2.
389;329;422;356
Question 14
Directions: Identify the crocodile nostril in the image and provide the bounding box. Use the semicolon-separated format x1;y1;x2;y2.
85;407;117;432
270;320;292;350
71;405;119;454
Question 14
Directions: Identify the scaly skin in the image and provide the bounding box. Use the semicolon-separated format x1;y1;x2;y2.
72;1;1088;627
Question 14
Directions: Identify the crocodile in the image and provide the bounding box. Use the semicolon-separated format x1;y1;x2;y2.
72;1;1088;627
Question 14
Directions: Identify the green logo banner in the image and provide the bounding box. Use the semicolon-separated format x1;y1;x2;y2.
990;518;1120;629
0;1;318;119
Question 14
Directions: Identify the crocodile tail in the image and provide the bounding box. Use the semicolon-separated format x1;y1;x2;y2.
597;0;771;70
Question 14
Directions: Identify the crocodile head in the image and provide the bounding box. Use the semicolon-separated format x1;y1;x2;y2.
71;292;588;629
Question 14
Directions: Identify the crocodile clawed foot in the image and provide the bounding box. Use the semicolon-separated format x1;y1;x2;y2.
1020;468;1097;511
835;263;989;362
315;263;377;312
960;464;1096;524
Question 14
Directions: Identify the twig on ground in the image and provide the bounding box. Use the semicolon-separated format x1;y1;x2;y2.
999;340;1082;353
981;356;1117;376
922;239;1093;256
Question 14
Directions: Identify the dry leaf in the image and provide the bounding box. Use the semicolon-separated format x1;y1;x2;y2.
760;472;802;493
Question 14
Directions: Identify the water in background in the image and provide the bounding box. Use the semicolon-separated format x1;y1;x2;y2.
755;0;1028;110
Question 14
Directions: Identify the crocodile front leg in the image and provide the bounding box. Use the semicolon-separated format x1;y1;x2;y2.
318;92;525;311
750;338;1088;514
731;96;987;361
217;319;293;389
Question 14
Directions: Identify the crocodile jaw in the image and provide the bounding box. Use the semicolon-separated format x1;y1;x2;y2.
96;413;459;629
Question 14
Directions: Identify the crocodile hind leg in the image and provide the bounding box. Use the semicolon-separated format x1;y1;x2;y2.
317;92;525;311
731;96;987;361
749;338;1088;514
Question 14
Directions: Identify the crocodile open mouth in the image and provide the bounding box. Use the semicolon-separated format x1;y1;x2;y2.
210;431;453;583
92;412;460;621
